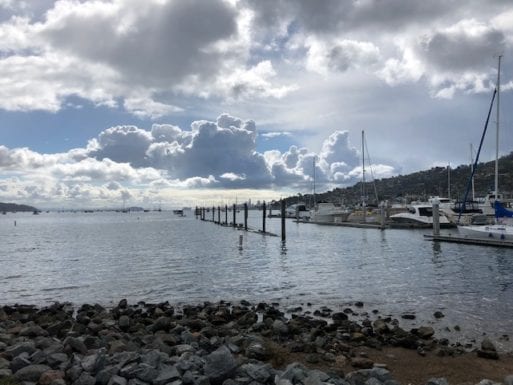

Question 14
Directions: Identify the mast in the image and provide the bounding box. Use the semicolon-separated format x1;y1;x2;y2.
447;163;451;199
313;156;316;208
470;143;475;201
494;55;502;201
362;130;366;223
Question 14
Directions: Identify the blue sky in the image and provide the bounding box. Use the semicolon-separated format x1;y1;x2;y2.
0;0;512;208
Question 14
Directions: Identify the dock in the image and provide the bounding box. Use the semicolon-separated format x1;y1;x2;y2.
295;219;386;229
424;233;513;248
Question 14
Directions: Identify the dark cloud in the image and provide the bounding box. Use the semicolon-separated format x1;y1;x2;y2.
42;0;238;87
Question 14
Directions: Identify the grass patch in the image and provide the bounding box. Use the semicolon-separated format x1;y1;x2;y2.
0;377;20;385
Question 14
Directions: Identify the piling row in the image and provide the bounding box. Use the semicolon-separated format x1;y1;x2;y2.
194;201;284;239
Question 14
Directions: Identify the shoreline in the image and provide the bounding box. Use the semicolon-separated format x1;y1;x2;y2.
1;300;512;385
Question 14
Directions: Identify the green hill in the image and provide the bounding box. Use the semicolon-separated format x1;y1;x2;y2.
284;152;513;207
0;202;39;212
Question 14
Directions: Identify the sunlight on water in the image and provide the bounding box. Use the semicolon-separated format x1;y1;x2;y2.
1;210;512;350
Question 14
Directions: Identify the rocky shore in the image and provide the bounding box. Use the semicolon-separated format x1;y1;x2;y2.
0;300;512;385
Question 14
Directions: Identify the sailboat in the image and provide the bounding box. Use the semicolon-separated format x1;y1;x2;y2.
458;55;513;240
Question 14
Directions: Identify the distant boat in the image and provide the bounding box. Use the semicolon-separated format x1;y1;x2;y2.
309;202;351;223
173;209;185;217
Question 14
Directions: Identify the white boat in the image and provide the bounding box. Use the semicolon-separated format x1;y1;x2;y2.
285;203;310;219
458;224;513;241
390;204;454;228
309;202;350;223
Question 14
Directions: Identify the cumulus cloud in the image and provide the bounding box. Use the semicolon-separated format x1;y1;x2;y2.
0;113;398;207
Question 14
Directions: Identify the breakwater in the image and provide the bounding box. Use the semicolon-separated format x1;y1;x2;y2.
0;300;511;385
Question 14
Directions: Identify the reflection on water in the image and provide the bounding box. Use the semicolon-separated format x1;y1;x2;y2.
1;210;513;350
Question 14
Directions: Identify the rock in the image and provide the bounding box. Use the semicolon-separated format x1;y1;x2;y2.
151;317;171;333
20;325;49;337
504;375;513;385
416;326;435;339
272;320;289;335
477;338;499;360
354;301;364;308
108;375;128;385
119;316;130;331
153;365;181;385
81;350;106;374
74;371;96;385
5;342;37;358
426;378;449;385
118;299;128;309
401;314;416;320
238;363;273;384
10;354;32;372
245;340;269;360
0;368;13;378
64;337;88;355
14;364;51;382
332;312;348;322
47;353;69;368
204;345;238;385
433;311;445;319
351;357;374;369
372;319;389;334
133;363;159;383
0;357;10;370
39;370;65;385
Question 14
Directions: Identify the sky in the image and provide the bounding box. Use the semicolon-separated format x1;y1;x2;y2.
0;0;512;209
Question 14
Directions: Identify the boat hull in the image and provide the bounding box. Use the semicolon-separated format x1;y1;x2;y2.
458;224;513;241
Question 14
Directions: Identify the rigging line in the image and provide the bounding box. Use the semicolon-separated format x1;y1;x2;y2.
458;87;497;224
364;134;380;204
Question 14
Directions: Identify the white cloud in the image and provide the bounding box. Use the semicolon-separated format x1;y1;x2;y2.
0;113;399;207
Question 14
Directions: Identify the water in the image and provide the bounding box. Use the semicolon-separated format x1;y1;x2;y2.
1;210;513;351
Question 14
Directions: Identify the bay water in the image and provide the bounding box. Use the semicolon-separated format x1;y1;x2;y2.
1;210;512;351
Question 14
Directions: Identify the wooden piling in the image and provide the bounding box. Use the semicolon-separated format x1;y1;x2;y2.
432;201;440;236
262;201;266;233
244;203;248;230
233;204;236;227
212;206;215;222
281;199;286;241
225;205;228;225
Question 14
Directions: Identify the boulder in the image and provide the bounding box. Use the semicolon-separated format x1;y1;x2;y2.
39;369;65;385
351;357;374;369
203;345;238;385
14;364;51;382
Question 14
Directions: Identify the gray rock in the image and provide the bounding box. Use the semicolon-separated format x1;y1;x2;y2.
141;350;164;368
10;354;32;372
416;326;435;339
96;366;120;385
426;379;448;385
65;337;88;355
47;353;69;369
245;341;268;360
504;375;513;385
127;379;150;385
14;364;51;382
175;344;195;355
204;345;238;385
239;363;273;384
119;316;130;331
0;357;10;370
67;364;84;383
119;362;140;379
151;317;172;332
81;350;106;374
134;363;159;383
5;342;37;358
153;364;181;385
108;375;128;385
481;338;496;352
278;363;307;383
364;379;382;385
19;325;48;337
74;372;96;385
272;320;289;335
476;380;501;385
0;368;13;378
351;358;374;369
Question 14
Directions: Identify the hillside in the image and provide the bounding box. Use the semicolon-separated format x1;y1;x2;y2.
0;202;38;212
286;152;513;207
